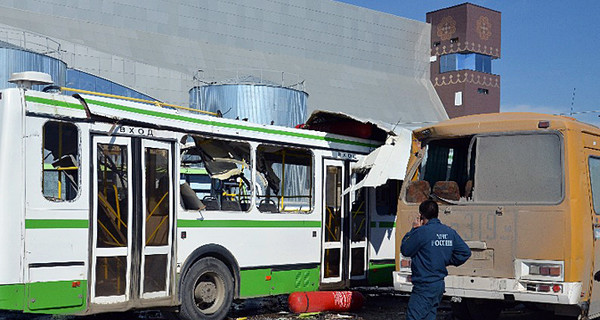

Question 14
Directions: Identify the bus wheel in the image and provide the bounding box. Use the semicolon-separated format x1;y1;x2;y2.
179;257;234;320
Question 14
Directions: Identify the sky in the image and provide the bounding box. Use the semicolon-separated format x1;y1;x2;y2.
336;0;600;126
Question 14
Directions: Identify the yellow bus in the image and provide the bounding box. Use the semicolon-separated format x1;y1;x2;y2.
394;113;600;319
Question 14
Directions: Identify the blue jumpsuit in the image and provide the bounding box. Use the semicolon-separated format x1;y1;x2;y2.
401;218;471;320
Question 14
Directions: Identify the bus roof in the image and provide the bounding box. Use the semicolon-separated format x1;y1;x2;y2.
413;112;600;140
19;88;382;150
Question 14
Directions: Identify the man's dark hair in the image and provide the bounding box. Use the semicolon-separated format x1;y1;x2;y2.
419;199;438;220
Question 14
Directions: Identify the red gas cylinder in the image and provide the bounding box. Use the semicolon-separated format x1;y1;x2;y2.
288;291;365;313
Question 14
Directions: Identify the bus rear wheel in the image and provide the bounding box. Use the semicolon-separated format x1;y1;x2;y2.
179;257;234;320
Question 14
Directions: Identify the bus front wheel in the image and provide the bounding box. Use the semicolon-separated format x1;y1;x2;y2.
179;257;234;320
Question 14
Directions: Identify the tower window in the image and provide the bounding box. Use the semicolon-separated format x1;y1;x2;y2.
433;41;441;47
477;88;489;95
450;37;459;43
440;53;493;74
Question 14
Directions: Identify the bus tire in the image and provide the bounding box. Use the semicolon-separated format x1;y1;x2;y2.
179;257;234;320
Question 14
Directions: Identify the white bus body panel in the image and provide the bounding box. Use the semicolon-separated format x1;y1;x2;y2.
24;115;90;284
0;89;26;285
394;272;581;305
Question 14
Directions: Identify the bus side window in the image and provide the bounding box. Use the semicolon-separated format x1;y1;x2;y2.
589;157;600;214
42;121;80;201
256;145;313;214
180;135;252;212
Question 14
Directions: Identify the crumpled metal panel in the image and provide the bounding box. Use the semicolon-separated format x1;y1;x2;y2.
189;84;308;127
0;47;66;90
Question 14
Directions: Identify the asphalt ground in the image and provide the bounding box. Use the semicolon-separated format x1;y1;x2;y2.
0;288;577;320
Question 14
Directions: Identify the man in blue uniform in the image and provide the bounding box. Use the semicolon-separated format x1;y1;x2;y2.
401;200;471;320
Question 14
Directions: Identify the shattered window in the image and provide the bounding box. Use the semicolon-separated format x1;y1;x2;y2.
256;146;313;213
406;132;563;204
180;135;252;211
43;121;79;201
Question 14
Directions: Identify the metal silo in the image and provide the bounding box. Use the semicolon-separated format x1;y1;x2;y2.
189;73;308;127
0;41;66;89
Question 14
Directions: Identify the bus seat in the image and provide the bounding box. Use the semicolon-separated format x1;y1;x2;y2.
258;199;279;213
221;198;242;211
202;196;220;210
405;180;431;203
432;181;460;201
180;182;205;210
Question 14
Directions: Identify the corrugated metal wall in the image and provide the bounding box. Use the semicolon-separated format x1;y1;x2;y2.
0;47;66;89
190;84;308;127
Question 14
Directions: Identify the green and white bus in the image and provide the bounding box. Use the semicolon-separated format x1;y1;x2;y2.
0;73;407;319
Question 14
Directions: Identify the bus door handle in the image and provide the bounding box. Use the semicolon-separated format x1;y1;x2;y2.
495;207;503;216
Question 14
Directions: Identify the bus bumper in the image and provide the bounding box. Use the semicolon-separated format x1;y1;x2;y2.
393;271;582;305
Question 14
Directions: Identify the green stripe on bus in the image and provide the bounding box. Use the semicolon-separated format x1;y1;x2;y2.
180;167;208;174
0;284;24;310
177;219;321;228
370;221;377;228
26;280;87;314
379;221;396;228
25;95;85;110
367;262;394;286
84;98;377;148
239;266;319;298
25;219;88;229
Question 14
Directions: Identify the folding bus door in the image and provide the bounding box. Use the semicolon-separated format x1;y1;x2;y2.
91;136;133;304
321;159;347;285
140;139;173;299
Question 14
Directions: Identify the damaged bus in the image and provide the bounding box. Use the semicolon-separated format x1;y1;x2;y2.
0;72;408;319
394;113;600;319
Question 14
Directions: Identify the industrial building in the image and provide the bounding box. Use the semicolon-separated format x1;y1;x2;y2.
0;1;448;129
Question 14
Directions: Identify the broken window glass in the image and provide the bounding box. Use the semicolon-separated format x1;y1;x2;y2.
42;121;79;201
256;146;313;213
180;135;252;211
406;132;563;204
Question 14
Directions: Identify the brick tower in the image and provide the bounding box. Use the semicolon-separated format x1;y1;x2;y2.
427;3;501;118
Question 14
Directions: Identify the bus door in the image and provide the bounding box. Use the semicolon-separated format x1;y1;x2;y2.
322;159;365;286
349;181;368;282
91;136;174;304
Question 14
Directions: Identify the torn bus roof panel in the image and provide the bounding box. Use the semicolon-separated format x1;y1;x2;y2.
342;130;412;195
303;110;391;142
